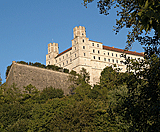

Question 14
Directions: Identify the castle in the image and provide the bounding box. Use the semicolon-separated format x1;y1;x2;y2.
46;26;144;85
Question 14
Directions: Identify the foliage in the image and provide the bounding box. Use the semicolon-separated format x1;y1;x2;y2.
40;86;64;101
121;54;160;131
83;0;160;49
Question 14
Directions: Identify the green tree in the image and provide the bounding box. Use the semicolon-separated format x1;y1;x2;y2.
40;86;64;101
83;0;160;49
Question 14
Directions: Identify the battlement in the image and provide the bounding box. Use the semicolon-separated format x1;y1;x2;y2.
73;26;86;38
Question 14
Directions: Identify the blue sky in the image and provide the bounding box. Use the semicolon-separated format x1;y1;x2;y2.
0;0;144;83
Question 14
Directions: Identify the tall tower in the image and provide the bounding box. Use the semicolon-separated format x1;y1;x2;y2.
73;26;86;39
46;43;59;66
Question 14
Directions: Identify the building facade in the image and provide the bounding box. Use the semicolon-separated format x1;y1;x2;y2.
46;26;144;85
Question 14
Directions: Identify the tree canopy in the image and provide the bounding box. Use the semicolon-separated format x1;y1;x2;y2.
83;0;160;52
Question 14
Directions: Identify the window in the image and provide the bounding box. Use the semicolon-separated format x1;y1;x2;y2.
70;52;71;55
66;54;68;57
59;58;61;61
98;57;100;60
104;52;105;55
82;39;84;43
59;64;61;67
112;59;114;63
63;62;64;66
83;46;85;49
75;47;76;50
63;56;64;59
116;54;117;57
104;58;106;61
49;55;50;58
49;61;50;64
108;52;109;55
70;59;72;62
97;44;99;47
93;49;95;53
98;50;100;54
93;56;95;59
116;60;118;63
75;54;76;57
112;53;113;56
108;59;110;62
66;61;68;64
82;33;84;35
92;43;94;46
84;53;86;56
56;60;57;63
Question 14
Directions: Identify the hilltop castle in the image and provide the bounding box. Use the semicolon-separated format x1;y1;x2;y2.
46;26;144;85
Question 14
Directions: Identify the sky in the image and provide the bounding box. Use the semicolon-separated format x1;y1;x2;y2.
0;0;144;83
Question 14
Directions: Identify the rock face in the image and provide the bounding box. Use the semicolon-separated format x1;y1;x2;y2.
6;62;72;95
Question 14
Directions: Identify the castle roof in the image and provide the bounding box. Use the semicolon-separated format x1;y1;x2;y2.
56;47;72;58
56;45;144;58
103;46;144;57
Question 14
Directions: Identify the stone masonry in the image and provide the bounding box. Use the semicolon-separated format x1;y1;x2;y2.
6;61;72;95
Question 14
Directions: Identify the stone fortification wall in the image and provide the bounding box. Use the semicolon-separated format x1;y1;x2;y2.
6;62;72;95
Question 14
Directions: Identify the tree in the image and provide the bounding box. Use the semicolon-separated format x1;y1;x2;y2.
82;1;160;131
40;86;64;101
83;0;160;52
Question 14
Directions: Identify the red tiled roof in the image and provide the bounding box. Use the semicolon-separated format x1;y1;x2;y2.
56;45;144;58
103;45;144;57
56;47;72;57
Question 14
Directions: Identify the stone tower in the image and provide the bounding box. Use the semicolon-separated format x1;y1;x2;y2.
46;43;59;65
73;26;86;38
